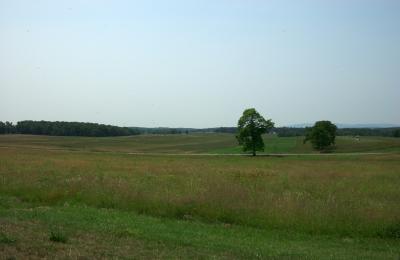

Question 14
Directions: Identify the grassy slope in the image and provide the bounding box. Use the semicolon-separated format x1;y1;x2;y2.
1;198;399;259
1;134;400;154
1;147;399;237
0;134;237;154
210;135;400;154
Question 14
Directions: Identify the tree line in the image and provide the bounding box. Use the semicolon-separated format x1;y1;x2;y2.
0;121;140;137
133;126;400;137
275;127;400;138
0;121;15;134
1;120;399;138
129;127;237;135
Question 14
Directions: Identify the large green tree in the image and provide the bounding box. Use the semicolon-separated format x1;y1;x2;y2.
304;121;337;152
236;108;274;156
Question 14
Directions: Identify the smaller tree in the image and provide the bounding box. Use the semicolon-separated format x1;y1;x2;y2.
4;121;15;134
304;121;337;152
393;129;400;138
236;108;274;156
0;121;5;134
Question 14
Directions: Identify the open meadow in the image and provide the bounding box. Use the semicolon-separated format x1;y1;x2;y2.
1;133;400;154
1;134;400;258
2;0;400;258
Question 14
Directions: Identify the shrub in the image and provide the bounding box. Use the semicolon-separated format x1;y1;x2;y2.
49;229;68;243
0;232;16;244
380;222;400;239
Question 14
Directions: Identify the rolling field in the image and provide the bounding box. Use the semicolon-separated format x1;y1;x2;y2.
1;133;400;154
1;134;400;258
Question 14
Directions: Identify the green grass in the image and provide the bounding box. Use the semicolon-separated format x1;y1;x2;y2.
1;134;399;154
0;133;237;154
1;197;399;259
1;135;400;258
210;135;306;154
211;135;400;154
1;147;399;238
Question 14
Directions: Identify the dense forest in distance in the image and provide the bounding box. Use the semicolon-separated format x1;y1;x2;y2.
0;120;139;137
1;120;399;137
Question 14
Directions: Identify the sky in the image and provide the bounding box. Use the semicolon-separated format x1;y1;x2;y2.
1;0;399;128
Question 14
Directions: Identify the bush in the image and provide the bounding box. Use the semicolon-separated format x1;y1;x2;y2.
0;232;16;244
49;229;68;243
380;223;400;239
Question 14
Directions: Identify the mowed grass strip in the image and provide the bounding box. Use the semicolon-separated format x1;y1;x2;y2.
1;147;399;238
1;198;399;259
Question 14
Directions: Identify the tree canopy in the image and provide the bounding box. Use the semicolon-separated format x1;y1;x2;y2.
393;129;400;138
0;121;16;134
236;108;274;156
304;121;337;152
0;120;139;137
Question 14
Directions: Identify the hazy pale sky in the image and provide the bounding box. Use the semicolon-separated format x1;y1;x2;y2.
1;0;399;127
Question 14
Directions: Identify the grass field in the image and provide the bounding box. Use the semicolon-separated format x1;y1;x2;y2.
1;134;400;258
1;133;400;154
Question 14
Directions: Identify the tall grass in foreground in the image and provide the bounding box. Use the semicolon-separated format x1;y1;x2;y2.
1;147;399;238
